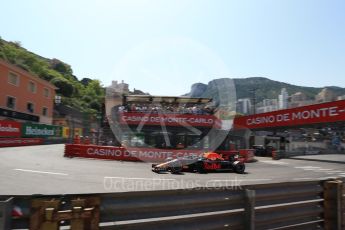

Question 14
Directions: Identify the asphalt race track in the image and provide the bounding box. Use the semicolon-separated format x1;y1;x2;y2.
0;144;345;195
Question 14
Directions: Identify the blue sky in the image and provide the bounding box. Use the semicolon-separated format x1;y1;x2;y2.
1;0;345;95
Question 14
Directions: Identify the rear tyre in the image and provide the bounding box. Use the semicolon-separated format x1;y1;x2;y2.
195;162;206;174
234;163;245;174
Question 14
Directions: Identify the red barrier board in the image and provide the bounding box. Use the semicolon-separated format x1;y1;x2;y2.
0;138;43;147
239;149;255;162
0;120;21;137
234;100;345;129
119;112;221;128
65;145;205;162
64;144;253;163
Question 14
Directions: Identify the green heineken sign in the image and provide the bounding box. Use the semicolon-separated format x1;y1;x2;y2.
22;123;62;137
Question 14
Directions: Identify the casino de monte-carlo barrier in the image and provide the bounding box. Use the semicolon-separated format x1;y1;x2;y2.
233;99;345;155
0;120;64;147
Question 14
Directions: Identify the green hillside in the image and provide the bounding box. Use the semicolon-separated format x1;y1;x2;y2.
0;37;104;115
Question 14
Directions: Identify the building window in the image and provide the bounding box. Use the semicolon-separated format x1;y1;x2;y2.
27;102;34;113
42;107;48;116
43;88;50;98
6;96;16;109
28;81;36;93
8;72;19;86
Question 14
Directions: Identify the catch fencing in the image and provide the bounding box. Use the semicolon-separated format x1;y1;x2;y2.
0;179;344;230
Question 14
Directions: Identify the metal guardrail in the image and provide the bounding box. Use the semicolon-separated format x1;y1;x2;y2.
0;197;13;230
2;179;345;230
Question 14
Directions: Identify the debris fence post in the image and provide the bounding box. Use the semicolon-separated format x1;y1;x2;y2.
0;197;13;230
244;189;255;230
323;180;343;230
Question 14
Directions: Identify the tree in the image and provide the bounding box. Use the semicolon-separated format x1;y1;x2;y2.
82;95;93;103
12;41;22;48
84;80;104;98
81;78;92;86
49;59;73;76
51;78;74;97
90;100;101;111
39;72;55;81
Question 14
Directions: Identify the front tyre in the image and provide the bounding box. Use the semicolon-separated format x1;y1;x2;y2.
170;166;182;174
152;168;160;173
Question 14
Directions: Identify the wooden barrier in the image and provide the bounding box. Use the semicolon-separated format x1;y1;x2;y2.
30;197;100;230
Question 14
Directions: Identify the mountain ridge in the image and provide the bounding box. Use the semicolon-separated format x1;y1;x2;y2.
186;77;345;102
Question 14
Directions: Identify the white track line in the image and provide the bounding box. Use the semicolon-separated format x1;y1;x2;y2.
300;168;334;171
14;168;68;176
261;161;289;165
210;179;272;182
318;176;339;180
104;176;176;181
293;178;315;181
301;169;320;171
326;171;345;174
294;166;320;169
103;177;272;182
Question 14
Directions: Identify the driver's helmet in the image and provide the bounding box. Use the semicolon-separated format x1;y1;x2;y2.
203;152;224;161
165;157;174;162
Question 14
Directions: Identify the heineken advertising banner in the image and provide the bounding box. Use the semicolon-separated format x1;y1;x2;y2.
22;123;62;137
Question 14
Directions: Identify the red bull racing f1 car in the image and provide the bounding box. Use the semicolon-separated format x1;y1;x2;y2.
152;152;245;174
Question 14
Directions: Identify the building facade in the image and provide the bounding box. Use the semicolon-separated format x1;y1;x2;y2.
0;59;57;124
337;95;345;101
315;88;335;103
278;88;289;109
289;92;314;108
256;99;278;114
236;98;252;115
111;80;129;93
290;92;307;103
256;105;278;114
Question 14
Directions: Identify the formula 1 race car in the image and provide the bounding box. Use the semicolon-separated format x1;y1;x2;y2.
151;152;245;174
